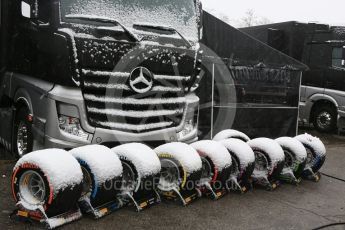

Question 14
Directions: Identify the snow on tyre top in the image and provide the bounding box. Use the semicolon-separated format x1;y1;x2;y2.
70;145;123;184
155;142;202;173
219;139;255;167
248;138;285;164
191;140;231;170
276;137;307;162
112;143;161;178
14;149;83;194
213;129;250;142
295;133;326;156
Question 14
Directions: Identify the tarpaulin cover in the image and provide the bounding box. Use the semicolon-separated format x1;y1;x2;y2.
198;12;307;139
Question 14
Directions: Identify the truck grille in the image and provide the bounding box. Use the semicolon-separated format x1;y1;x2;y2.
81;69;190;133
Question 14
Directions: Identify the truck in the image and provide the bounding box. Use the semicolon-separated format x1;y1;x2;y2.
241;21;345;133
0;0;203;157
199;13;307;139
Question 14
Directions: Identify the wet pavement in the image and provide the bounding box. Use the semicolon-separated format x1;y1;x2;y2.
0;128;344;230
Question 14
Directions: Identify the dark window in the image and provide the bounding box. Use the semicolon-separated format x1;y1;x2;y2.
332;47;344;67
37;0;50;23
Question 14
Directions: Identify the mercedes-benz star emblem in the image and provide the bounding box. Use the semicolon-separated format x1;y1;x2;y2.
129;67;154;94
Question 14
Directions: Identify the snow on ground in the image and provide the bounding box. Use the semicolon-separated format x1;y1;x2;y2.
70;145;123;184
191;140;231;170
247;138;285;165
112;143;161;177
295;133;327;156
219;138;255;167
155;142;202;173
14;149;83;193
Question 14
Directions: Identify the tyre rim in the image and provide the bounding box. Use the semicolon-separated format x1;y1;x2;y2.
158;158;180;191
17;121;28;157
121;162;136;192
253;151;269;177
19;171;46;205
316;111;332;130
229;156;240;178
284;150;295;171
81;166;92;197
200;157;213;184
305;147;317;169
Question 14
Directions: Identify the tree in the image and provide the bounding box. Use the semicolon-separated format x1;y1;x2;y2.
240;9;272;27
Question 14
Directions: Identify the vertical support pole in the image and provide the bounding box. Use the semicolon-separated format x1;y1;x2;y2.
210;63;215;139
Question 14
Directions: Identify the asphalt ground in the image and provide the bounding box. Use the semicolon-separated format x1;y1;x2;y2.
0;128;344;230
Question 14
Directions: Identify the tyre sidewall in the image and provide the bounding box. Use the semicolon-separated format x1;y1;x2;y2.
13;107;33;158
313;106;337;133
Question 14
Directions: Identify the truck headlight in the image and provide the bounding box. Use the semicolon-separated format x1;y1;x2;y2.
58;115;89;140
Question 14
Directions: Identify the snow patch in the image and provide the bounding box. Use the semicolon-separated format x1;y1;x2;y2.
276;137;307;162
191;140;231;171
213;129;250;142
155;142;202;173
112;143;161;178
295;133;326;157
247;138;285;165
219;139;255;168
70;145;122;184
14;149;83;194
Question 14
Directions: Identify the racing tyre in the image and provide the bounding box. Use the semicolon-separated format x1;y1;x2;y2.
155;142;202;193
247;138;285;183
213;129;250;142
12;149;83;218
112;143;161;198
191;140;232;191
295;134;326;174
13;107;33;158
218;138;255;191
70;145;123;214
276;137;307;180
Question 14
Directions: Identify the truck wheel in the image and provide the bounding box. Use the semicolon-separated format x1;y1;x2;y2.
70;145;123;209
213;129;250;142
295;134;326;174
112;143;161;195
275;137;307;179
13;107;33;158
218;139;255;189
247;138;285;182
312;105;337;133
12;149;83;218
191;140;232;189
155;143;202;192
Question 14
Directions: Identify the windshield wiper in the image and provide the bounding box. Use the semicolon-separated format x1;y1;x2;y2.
133;23;192;48
65;14;139;42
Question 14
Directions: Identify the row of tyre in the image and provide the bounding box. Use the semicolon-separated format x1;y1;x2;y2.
11;130;326;229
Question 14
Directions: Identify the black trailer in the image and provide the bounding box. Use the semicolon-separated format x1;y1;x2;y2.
241;21;345;133
198;13;307;139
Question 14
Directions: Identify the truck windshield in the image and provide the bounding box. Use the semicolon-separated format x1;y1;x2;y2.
60;0;198;42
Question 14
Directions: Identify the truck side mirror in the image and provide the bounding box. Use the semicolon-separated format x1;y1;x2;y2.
21;1;37;19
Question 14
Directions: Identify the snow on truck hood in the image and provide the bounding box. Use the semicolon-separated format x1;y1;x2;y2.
14;149;83;194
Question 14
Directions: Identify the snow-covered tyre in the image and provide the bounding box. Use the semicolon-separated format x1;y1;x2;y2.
218;139;255;188
213;129;250;142
248;138;285;182
295;134;326;174
275;137;307;179
155;143;202;192
12;149;83;217
191;140;232;189
112;143;161;197
70;145;123;209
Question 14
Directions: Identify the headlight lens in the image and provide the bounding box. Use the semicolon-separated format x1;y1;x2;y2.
177;118;196;140
58;115;89;140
